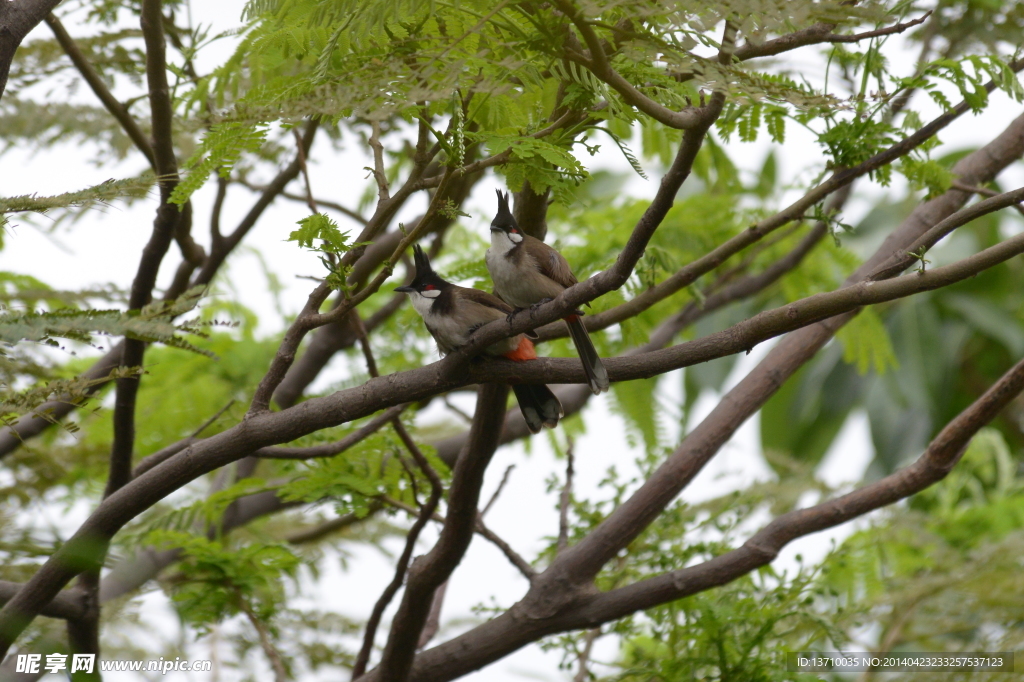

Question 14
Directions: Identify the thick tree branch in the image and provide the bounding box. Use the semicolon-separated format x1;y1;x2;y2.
253;405;406;460
0;584;86;621
0;0;64;101
573;352;1024;622
350;110;1024;682
372;384;509;681
376;354;1024;674
4;174;1023;655
131;401;234;478
519;66;1020;348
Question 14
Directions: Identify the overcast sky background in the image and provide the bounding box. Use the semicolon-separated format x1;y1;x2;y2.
3;2;1024;680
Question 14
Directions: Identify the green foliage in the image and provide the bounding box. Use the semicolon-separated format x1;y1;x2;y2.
170;122;269;205
0;287;213;356
609;377;664;455
836;308;899;375
278;421;449;519
149;530;300;632
0;367;133;427
0;177;153;229
611;567;840;682
287;212;368;290
899;155;954;198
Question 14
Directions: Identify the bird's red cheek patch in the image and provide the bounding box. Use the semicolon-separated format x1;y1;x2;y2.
503;336;537;361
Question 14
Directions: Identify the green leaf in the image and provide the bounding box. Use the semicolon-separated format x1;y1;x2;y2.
836;308;899;375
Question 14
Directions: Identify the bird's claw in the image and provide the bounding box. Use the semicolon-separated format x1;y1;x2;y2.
529;298;554;317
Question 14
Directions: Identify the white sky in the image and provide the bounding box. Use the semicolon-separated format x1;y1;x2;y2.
3;2;1024;680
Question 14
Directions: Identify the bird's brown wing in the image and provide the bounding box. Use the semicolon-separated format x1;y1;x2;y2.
458;285;539;339
458;286;515;314
523;235;577;289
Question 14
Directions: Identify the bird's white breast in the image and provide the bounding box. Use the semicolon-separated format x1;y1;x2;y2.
407;292;468;354
487;232;532;308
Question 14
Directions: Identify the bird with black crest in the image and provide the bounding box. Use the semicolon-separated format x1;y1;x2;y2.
396;244;564;433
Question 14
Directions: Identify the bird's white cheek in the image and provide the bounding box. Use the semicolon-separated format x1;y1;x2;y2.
420;289;442;299
508;232;523;244
409;293;436;318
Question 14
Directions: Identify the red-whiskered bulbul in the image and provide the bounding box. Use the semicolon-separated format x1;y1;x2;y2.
485;190;610;395
396;245;564;433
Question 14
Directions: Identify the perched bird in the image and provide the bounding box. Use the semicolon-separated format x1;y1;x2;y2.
485;189;610;394
396;245;563;433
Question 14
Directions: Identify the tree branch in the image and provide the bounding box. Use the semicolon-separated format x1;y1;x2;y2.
572;352;1024;623
347;111;1024;682
253;405;406;460
131;400;234;478
553;0;711;130
520;62;1020;347
734;12;931;61
0;0;65;101
557;438;574;554
351;402;444;678
44;13;156;169
371;383;509;681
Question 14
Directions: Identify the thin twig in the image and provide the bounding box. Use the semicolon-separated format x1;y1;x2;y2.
573;627;601;682
442;396;474;424
132;400;235;478
482;465;516;516
416;581;448;649
254;405;407;460
475;515;537;581
558;437;575;554
375;489;537;581
238;597;289;682
292;125;319;214
285;505;380;545
952;180;1024;217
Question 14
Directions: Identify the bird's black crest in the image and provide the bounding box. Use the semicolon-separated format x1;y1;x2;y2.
412;244;433;276
494;189;513;219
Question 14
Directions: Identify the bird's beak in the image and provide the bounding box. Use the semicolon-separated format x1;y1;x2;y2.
489;225;503;233
394;285;415;293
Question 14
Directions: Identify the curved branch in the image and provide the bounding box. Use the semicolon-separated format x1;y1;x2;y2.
44;13;156;168
0;0;65;101
734;12;931;61
350;109;1024;682
553;0;708;130
372;384;509;681
574;351;1024;622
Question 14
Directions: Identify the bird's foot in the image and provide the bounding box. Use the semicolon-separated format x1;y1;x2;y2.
529;298;554;318
505;307;525;325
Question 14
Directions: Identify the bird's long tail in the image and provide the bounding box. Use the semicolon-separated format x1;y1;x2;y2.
503;338;562;433
564;314;609;394
511;384;563;434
